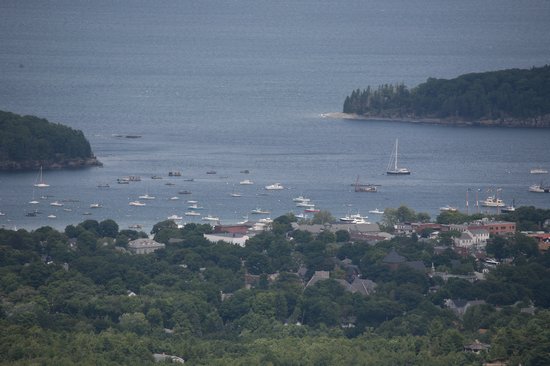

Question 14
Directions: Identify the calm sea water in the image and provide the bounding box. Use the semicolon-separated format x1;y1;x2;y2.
1;0;550;232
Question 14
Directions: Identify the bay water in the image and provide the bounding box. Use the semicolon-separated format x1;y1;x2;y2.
1;0;550;232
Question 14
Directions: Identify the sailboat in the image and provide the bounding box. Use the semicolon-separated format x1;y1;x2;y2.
386;138;411;175
33;166;50;187
29;187;40;204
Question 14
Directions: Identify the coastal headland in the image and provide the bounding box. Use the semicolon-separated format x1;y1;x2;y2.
322;112;550;128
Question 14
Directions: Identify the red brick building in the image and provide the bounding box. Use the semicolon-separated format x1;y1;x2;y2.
477;221;516;236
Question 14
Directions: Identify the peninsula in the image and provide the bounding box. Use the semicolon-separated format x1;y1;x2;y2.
341;65;550;128
0;110;102;171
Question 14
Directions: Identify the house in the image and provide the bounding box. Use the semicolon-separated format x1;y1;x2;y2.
127;238;165;254
213;224;251;235
305;270;330;288
527;232;550;252
469;228;490;246
203;233;249;246
153;353;185;364
382;248;406;270
291;222;381;237
394;222;413;236
453;228;489;249
453;231;474;248
335;277;377;296
463;340;491;354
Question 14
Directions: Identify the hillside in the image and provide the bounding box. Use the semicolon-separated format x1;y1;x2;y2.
343;65;550;128
0;208;550;364
0;111;101;170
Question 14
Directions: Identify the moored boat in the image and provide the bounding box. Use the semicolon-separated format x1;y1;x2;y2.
129;201;146;206
439;205;458;212
33;166;50;188
386;139;411;175
139;193;156;200
529;183;550;193
265;183;284;190
202;215;220;222
185;211;201;216
167;214;183;220
481;196;506;207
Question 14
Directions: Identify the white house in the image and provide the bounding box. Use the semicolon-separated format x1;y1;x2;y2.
203;233;249;246
453;229;489;249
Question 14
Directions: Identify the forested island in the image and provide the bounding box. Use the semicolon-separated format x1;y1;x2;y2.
1;206;550;365
342;65;550;128
0;111;101;171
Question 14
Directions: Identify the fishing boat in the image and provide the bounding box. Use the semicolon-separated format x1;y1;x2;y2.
292;196;311;203
368;208;384;214
33;166;50;188
386;138;411;175
167;214;183;220
251;208;270;214
188;203;204;210
296;202;315;208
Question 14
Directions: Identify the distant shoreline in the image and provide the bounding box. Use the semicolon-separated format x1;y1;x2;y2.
0;157;103;172
321;112;550;128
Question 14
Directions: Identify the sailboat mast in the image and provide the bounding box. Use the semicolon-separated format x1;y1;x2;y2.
394;139;399;170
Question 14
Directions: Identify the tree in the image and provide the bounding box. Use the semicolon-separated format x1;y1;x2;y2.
99;219;119;238
312;211;334;225
150;220;178;235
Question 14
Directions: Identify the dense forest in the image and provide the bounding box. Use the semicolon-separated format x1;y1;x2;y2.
1;207;550;365
343;65;550;127
0;110;101;170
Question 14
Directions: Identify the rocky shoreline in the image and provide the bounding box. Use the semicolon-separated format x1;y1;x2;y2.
322;112;550;128
0;157;103;171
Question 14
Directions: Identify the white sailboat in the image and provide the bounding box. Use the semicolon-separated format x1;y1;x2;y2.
386;139;411;175
29;188;40;205
33;166;50;188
